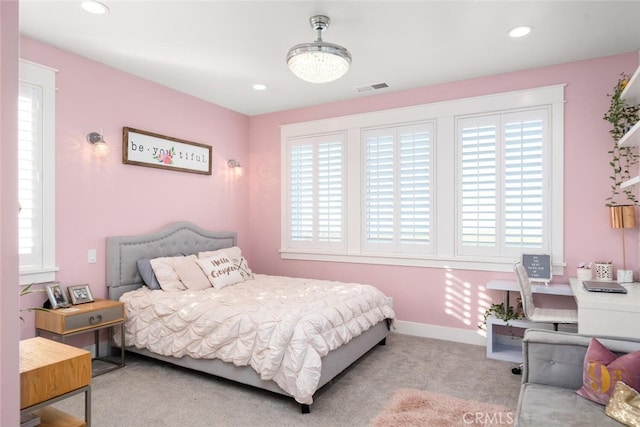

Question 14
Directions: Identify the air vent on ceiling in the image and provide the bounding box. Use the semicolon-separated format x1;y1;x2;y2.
356;82;390;93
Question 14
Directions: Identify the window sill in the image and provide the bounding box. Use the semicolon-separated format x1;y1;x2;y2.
280;250;565;275
19;267;59;285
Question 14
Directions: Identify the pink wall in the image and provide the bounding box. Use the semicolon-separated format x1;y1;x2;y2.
2;17;637;427
15;37;640;335
18;37;251;337
1;2;21;425
248;52;640;330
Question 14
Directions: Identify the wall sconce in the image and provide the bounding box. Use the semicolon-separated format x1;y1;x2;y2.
227;159;243;175
87;132;110;157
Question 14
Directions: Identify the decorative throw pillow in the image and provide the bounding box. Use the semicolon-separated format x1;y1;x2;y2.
137;259;162;290
171;255;212;291
150;256;188;292
234;256;254;281
605;381;640;427
576;338;640;405
198;246;242;260
196;254;245;289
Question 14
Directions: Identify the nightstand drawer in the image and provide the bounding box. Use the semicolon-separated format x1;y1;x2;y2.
36;299;124;335
65;306;122;330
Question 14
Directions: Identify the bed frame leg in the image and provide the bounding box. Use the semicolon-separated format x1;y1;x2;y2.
301;404;310;414
378;337;386;346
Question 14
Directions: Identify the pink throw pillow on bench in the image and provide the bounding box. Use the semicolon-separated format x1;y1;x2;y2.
576;338;640;405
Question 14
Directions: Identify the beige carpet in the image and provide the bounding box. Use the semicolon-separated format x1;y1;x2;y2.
370;388;514;427
53;333;521;426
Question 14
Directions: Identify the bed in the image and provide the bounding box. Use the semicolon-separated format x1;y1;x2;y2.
106;221;394;413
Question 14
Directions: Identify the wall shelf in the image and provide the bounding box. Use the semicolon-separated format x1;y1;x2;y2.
617;120;640;148
615;61;640;188
621;175;640;189
621;65;640;106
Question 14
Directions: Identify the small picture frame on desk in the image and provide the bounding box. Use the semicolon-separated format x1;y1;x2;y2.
68;284;94;305
44;282;70;309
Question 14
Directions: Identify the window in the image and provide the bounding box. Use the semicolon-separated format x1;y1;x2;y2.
281;85;564;273
286;133;345;251
18;60;57;284
363;123;433;254
457;109;549;258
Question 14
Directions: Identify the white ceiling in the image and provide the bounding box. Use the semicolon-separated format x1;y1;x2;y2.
19;1;640;116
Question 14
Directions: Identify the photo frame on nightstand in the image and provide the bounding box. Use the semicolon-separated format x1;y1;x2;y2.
68;284;94;305
44;282;70;309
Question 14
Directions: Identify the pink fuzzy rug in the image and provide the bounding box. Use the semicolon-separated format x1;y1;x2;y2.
370;388;514;427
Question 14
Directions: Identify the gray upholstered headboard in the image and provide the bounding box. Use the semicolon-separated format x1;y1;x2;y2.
106;221;237;300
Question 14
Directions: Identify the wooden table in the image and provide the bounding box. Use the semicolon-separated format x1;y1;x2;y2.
20;337;91;427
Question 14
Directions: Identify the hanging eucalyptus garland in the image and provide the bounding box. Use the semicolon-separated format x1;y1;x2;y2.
603;73;640;206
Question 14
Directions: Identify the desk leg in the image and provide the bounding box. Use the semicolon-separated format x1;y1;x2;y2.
107;323;126;367
94;329;100;358
85;386;92;427
119;323;125;367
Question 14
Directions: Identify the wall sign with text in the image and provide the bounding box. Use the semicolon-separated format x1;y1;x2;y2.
521;254;552;283
122;127;212;175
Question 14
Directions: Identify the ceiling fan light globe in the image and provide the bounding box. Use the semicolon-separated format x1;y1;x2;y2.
287;43;351;84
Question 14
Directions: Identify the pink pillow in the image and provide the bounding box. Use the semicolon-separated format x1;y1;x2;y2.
576;338;640;405
172;255;211;291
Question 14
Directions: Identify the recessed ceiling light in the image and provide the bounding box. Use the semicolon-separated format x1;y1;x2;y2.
81;0;109;15
252;84;267;91
508;26;532;38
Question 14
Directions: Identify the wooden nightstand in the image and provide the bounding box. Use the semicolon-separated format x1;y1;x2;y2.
36;299;125;376
20;337;91;427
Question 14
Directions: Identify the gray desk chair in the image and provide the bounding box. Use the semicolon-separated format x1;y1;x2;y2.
512;262;578;374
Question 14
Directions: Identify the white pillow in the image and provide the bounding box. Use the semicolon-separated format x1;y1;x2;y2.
198;246;242;260
150;256;187;292
196;254;245;289
234;256;254;281
171;255;212;291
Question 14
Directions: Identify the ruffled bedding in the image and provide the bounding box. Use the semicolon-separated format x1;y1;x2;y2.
117;274;395;404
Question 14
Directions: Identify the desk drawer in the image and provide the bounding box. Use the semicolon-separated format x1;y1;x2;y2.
65;306;122;331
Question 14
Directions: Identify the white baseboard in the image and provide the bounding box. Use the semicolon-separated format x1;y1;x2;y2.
393;320;487;347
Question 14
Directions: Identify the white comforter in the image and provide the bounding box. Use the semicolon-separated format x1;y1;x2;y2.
118;274;395;404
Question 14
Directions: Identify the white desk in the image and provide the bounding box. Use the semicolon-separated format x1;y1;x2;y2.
486;280;572;296
569;278;640;340
485;280;574;363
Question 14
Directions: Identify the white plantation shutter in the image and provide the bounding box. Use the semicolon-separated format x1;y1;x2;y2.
399;127;431;248
317;141;343;242
459;117;498;251
287;134;344;249
504;112;545;250
19;60;56;283
458;109;548;257
364;123;433;254
365;130;394;245
18;83;43;268
290;144;314;241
